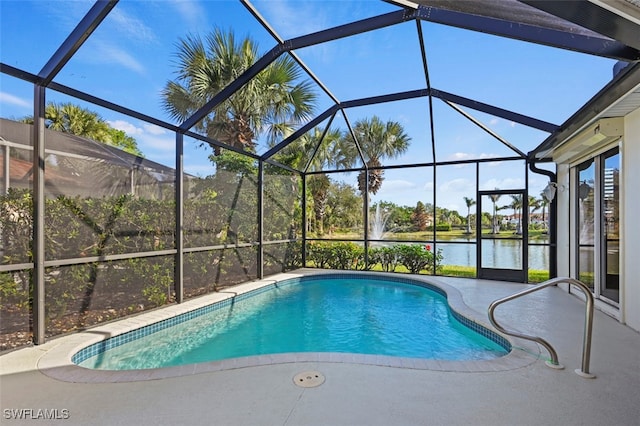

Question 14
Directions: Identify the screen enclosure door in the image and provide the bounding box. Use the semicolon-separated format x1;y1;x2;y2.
477;189;528;282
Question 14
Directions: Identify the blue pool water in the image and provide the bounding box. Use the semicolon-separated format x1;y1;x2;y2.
77;276;508;370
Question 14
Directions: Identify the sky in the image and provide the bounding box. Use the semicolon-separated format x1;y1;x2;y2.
0;0;619;214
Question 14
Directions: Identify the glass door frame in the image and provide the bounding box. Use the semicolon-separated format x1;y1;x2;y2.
572;146;620;307
477;189;528;282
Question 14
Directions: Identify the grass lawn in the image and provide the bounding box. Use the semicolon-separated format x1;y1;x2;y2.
307;262;549;283
314;228;551;241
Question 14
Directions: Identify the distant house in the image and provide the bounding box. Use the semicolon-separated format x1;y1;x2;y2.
1;118;177;199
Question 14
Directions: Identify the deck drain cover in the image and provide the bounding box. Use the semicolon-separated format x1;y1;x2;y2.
293;371;325;388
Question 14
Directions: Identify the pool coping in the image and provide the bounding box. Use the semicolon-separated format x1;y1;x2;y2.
36;269;541;383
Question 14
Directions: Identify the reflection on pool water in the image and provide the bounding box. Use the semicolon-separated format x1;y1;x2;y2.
76;275;509;370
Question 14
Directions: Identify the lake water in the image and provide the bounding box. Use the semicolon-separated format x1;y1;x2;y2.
435;239;550;271
383;236;550;271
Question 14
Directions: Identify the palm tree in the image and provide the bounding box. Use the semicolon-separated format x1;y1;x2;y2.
22;102;148;198
23;102;142;156
509;194;523;234
463;196;476;234
339;116;410;195
439;209;453;226
489;191;502;234
539;191;550;232
528;195;541;230
45;102;111;142
276;126;342;236
162;28;317;154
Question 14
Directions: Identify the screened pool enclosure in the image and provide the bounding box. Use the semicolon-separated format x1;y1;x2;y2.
1;0;638;349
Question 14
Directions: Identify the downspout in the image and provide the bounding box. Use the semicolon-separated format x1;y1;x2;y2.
528;159;557;278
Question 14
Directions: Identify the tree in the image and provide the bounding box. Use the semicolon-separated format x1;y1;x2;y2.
411;201;429;231
106;128;143;157
339;116;410;195
379;202;414;231
528;195;541;229
509;194;523;234
489;191;502;234
162;28;317;154
539;191;550;232
439;209;453;226
275;125;343;236
463;196;476;234
23;102;143;156
326;181;361;232
308;174;331;235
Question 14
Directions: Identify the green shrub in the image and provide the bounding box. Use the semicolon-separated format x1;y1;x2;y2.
305;242;443;275
370;245;401;272
426;223;452;232
306;241;365;270
396;244;430;274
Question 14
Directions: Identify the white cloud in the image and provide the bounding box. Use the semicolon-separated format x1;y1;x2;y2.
258;1;329;39
96;42;146;74
446;152;502;162
108;119;175;159
108;120;143;135
109;120;167;138
486;117;516;129
481;177;525;190
143;123;168;136
256;0;336;63
439;178;474;193
0;92;30;108
447;152;470;162
374;179;418;198
40;1;90;32
168;0;207;29
108;8;156;44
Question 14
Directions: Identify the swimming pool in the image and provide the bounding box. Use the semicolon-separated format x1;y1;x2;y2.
73;273;510;371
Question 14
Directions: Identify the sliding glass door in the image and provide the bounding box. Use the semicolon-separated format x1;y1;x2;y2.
575;147;620;304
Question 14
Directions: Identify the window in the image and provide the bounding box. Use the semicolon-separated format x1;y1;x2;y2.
574;147;620;304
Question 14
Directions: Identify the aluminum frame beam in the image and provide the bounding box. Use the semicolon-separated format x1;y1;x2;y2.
261;84;557;162
262;105;339;160
431;89;559;133
32;86;46;344
38;0;117;85
520;0;640;52
177;2;620;155
415;3;640;61
240;1;341;106
179;44;285;132
174;133;184;303
304;112;338;173
341;89;429;109
286;9;417;51
179;8;417;133
443;100;527;158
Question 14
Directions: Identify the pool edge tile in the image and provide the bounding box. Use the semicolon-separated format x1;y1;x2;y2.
38;270;532;382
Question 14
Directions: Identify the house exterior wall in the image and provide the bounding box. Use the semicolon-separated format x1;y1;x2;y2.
622;106;640;331
553;106;639;332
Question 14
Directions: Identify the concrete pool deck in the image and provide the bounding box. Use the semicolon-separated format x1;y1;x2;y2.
1;272;639;425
